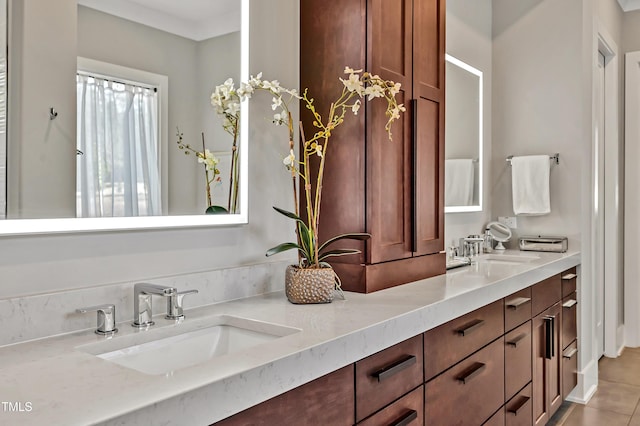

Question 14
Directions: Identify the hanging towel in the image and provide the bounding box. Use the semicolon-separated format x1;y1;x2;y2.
445;159;475;206
511;155;551;215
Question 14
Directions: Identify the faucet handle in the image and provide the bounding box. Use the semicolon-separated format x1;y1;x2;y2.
166;290;199;320
76;304;118;335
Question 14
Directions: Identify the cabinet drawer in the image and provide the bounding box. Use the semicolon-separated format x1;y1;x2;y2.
505;287;532;332
425;337;505;426
356;335;424;422
484;408;505;426
562;340;578;399
505;321;532;402
425;299;504;380
506;383;533;426
358;386;424;426
561;268;577;298
532;274;562;316
562;293;578;350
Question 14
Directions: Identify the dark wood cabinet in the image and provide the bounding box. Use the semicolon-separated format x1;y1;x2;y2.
214;268;578;426
532;302;563;426
213;366;354;426
355;335;424;422
300;0;446;294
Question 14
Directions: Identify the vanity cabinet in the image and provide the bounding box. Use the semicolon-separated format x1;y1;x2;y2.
213;268;579;426
213;366;355;426
300;0;446;294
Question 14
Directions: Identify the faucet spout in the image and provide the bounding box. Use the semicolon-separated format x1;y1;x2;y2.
132;283;176;328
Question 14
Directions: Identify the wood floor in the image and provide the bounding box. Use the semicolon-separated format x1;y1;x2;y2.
549;347;640;425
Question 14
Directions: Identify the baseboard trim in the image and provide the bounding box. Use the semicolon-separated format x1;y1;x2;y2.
566;359;598;404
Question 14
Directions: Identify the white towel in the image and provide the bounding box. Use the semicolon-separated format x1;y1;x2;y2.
511;155;551;215
445;159;475;206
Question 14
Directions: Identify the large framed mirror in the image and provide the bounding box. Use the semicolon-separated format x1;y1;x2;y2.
0;0;249;235
444;53;483;213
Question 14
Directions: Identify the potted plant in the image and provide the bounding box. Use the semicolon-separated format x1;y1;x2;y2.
257;67;405;304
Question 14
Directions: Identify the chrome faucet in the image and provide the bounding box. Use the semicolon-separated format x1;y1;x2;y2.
132;283;176;328
166;289;199;320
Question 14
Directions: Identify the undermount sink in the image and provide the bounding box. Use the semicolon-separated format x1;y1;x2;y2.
77;315;300;375
479;254;540;265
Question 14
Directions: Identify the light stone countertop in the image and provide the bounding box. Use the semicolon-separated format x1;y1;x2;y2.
0;250;580;426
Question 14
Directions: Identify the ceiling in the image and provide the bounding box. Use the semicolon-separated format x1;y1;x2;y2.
618;0;640;12
77;0;241;41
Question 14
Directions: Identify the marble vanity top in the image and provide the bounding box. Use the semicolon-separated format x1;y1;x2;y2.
0;250;580;426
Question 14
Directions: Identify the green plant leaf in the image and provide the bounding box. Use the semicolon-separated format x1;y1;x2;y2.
272;206;305;224
206;205;229;214
318;232;370;253
265;242;302;257
318;248;362;262
297;221;314;262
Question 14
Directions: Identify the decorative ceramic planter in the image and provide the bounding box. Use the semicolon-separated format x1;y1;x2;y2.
285;265;336;304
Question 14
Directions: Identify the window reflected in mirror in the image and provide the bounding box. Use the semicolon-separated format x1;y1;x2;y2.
3;0;246;224
444;54;483;213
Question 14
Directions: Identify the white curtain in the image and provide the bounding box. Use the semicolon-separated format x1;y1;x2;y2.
76;74;162;217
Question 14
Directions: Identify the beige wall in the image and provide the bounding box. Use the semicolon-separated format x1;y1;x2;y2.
8;0;77;218
445;0;493;244
0;0;299;299
491;0;584;244
622;10;640;52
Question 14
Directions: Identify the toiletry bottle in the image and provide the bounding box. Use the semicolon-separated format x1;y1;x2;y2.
483;227;494;253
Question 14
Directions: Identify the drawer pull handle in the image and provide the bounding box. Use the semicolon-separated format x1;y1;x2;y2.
456;319;485;336
372;355;417;382
563;299;577;308
563;348;578;359
506;332;529;348
544;316;555;360
506;297;531;310
456;362;486;384
507;396;531;416
562;273;577;280
389;409;418;426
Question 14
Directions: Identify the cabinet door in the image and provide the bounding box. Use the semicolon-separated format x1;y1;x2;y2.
412;0;445;256
367;0;413;263
532;303;563;426
214;366;355;426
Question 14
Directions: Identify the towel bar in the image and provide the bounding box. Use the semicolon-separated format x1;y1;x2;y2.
506;153;559;166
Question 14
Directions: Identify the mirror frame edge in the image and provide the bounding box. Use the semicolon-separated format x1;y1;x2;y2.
0;0;250;235
444;53;483;214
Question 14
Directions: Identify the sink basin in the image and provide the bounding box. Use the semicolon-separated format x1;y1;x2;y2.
479;254;540;265
77;315;300;375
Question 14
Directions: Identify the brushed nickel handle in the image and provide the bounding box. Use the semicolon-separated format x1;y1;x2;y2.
506;297;531;310
389;410;418;426
507;396;530;416
456;319;485;336
372;355;417;382
456;362;486;384
563;299;577;308
563;348;578;359
562;273;577;280
506;332;529;348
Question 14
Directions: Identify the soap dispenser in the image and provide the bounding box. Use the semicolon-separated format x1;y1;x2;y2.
483;227;494;253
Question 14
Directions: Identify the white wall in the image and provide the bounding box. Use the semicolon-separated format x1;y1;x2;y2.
0;0;299;300
444;0;493;244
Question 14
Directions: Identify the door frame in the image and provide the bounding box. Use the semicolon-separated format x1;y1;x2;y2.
595;25;623;358
624;50;640;348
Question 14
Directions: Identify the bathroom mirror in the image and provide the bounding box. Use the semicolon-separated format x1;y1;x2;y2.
0;0;249;234
444;54;483;213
